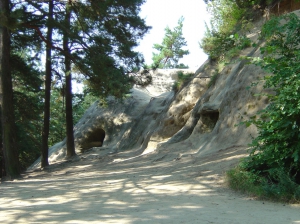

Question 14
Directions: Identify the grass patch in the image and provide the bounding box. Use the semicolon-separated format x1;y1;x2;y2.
226;47;242;59
226;166;300;203
226;167;265;196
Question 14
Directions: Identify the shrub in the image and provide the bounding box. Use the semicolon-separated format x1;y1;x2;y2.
200;28;251;61
226;166;265;196
227;166;300;202
229;13;300;202
200;29;235;60
245;13;300;178
200;0;253;61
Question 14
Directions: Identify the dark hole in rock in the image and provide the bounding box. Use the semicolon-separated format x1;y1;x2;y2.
200;110;219;133
80;128;106;152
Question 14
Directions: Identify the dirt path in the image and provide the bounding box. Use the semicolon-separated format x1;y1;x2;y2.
1;148;300;224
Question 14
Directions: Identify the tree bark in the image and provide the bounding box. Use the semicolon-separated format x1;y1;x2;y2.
0;0;19;179
64;1;75;158
41;0;54;168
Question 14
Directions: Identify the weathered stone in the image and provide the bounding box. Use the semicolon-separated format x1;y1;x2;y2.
29;12;289;169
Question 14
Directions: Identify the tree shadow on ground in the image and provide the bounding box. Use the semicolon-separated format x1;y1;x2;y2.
1;147;299;224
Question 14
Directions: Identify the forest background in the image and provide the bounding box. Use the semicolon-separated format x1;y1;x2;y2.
0;0;152;178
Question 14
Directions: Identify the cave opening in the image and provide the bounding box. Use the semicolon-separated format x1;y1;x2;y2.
80;128;106;151
200;110;219;133
86;128;106;143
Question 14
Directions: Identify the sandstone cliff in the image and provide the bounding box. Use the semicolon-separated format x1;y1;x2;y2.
29;10;297;170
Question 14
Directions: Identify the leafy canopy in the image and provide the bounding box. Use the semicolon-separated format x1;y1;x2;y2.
54;0;151;98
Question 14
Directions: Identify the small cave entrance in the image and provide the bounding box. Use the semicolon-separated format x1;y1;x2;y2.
199;110;219;133
80;128;106;151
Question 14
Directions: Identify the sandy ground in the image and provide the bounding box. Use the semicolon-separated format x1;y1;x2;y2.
1;146;300;224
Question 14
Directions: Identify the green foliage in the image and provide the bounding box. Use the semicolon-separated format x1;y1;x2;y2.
226;47;241;59
11;53;43;170
227;166;300;202
49;87;98;146
199;0;253;61
226;166;265;196
203;0;273;10
262;168;300;201
200;25;251;61
200;29;234;60
226;35;251;60
0;0;151;173
152;16;189;69
206;0;246;34
73;92;99;124
172;71;194;92
247;13;300;175
72;0;150;98
229;13;300;201
176;63;189;69
48;88;66;146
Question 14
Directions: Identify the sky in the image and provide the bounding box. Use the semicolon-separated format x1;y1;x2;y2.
136;0;210;69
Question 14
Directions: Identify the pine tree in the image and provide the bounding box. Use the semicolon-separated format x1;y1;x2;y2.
152;16;189;69
0;0;19;178
1;0;150;171
3;0;45;172
41;0;54;168
63;0;75;158
69;0;150;97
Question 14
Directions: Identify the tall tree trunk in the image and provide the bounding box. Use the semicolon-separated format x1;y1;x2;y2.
0;144;4;178
0;0;19;179
64;1;75;158
41;0;54;168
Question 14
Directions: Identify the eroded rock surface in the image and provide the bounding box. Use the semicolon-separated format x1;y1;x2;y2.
29;14;275;170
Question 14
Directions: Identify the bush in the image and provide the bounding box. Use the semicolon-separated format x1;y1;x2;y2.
227;166;300;202
245;13;300;177
200;30;235;60
200;27;251;61
229;13;300;202
226;166;265;196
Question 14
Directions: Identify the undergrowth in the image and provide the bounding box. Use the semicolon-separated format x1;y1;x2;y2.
207;71;219;88
227;13;300;203
227;166;300;203
173;71;194;92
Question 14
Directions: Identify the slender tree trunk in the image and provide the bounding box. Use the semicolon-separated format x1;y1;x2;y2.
0;0;19;179
64;1;75;158
61;85;65;140
41;0;54;168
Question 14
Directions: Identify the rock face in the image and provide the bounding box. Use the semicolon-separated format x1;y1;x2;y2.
29;69;194;169
30;9;300;170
